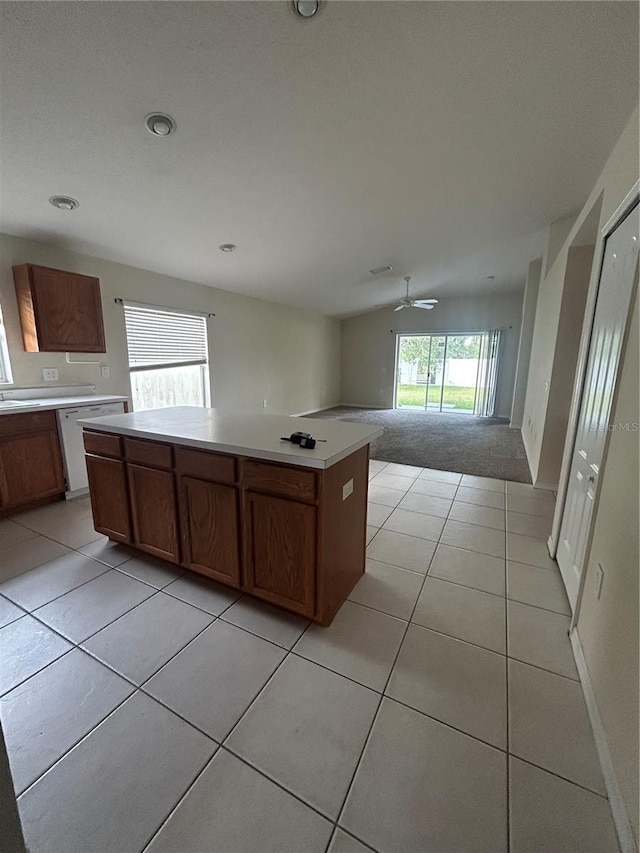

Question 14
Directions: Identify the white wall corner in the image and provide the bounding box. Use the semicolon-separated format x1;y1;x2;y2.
290;403;341;417
570;629;638;853
545;211;580;276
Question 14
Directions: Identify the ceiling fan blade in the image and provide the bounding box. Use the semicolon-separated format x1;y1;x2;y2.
415;303;434;310
414;299;438;306
393;304;406;311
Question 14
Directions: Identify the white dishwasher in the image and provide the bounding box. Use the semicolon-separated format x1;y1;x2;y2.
57;403;126;498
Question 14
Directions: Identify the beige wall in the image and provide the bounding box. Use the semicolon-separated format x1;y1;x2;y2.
577;287;639;846
0;234;341;415
536;244;595;485
340;292;524;418
510;258;541;428
522;107;640;487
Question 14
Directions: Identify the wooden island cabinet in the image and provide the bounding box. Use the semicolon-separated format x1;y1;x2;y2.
82;408;382;625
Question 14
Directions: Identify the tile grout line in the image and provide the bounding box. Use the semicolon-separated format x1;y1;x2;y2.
10;558;582;802
503;480;511;853
7;471;578;851
16;595;244;798
332;515;443;840
141;619;319;852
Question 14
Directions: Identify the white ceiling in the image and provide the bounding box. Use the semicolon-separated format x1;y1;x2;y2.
0;2;638;317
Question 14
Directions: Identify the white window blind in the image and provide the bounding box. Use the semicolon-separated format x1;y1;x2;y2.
123;303;208;371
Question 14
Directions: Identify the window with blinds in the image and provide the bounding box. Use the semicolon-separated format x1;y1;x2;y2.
123;302;210;411
124;303;208;370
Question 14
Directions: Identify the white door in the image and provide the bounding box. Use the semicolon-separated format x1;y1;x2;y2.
557;202;639;608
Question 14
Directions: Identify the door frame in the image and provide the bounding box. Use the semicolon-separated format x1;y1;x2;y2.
548;180;639;626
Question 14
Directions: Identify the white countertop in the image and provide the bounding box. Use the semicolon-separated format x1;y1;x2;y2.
79;406;383;469
0;395;128;415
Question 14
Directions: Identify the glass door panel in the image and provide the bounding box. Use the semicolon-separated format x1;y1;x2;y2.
396;332;499;415
441;334;482;414
425;336;445;410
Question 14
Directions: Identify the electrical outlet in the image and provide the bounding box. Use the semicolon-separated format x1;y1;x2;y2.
342;478;354;501
595;564;604;599
263;399;268;408
101;365;110;379
42;368;59;382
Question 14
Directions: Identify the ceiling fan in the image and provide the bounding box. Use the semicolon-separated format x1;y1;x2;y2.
394;276;438;311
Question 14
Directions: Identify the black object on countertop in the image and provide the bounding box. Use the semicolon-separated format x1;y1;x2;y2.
280;431;327;450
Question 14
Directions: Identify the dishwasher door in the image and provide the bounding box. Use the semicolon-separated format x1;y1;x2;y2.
57;403;125;497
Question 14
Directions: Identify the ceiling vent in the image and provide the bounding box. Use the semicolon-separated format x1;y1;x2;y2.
369;265;393;276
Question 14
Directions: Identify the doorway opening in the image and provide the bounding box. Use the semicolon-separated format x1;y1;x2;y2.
394;332;501;416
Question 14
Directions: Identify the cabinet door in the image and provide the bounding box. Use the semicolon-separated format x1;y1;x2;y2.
127;463;180;563
244;491;316;617
17;265;106;352
85;455;131;543
179;476;240;585
0;430;65;509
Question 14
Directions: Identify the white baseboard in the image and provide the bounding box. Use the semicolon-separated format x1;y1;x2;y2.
339;402;389;409
509;422;522;429
533;480;559;492
290;403;341;417
570;628;637;853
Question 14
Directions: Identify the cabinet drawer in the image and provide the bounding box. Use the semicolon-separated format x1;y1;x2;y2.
0;410;57;437
176;447;236;484
83;430;122;459
124;438;173;470
243;460;316;503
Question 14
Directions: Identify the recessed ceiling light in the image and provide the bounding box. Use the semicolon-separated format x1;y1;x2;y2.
219;243;236;253
369;265;393;275
49;196;79;211
293;0;319;18
145;113;176;137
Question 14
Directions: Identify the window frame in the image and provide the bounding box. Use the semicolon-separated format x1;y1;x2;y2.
122;301;211;411
0;303;14;386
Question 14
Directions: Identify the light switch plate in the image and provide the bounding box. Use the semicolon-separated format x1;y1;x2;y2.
101;365;110;379
42;368;59;382
342;478;354;501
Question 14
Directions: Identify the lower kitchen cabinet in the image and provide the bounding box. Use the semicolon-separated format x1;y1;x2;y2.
244;491;316;618
179;475;240;584
127;463;180;563
0;413;65;513
83;429;369;625
85;455;131;543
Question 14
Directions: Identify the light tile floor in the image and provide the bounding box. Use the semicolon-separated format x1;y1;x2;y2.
0;464;620;852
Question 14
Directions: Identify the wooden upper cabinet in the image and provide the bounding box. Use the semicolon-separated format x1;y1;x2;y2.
13;263;106;353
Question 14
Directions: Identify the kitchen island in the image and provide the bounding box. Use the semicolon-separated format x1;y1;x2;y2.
80;407;383;625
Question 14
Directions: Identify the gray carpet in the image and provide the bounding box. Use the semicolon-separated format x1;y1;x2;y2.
307;407;532;483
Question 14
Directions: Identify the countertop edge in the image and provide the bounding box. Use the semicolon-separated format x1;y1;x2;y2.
0;396;129;416
79;420;383;470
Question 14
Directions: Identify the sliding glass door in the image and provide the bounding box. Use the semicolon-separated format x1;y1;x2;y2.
395;332;501;415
